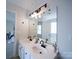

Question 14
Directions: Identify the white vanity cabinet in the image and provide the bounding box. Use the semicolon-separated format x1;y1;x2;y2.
18;43;32;59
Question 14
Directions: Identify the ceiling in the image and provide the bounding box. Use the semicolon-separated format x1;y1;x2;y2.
6;0;57;20
7;0;46;11
7;0;56;11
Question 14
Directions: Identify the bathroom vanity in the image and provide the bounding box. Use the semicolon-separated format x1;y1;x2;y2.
18;38;58;59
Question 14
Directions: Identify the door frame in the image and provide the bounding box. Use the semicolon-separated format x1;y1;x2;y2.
6;10;17;57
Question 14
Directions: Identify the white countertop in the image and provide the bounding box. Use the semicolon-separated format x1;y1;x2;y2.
19;39;57;59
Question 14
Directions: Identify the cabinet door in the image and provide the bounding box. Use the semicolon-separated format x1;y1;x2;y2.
24;48;31;59
24;53;30;59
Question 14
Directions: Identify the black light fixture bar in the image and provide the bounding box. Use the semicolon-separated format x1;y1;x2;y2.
29;3;47;16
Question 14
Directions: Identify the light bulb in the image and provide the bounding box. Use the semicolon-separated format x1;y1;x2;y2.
31;14;35;18
38;14;41;18
33;12;37;16
31;12;37;18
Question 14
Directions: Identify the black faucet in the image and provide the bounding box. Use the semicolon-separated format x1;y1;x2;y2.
27;36;32;41
45;39;48;43
35;38;39;43
40;40;46;48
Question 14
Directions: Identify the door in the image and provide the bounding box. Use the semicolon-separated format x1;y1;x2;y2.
6;11;15;59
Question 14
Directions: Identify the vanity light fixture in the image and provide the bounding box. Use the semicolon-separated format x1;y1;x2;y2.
29;3;47;19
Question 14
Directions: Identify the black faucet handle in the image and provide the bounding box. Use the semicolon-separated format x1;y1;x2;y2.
40;40;44;45
45;39;48;43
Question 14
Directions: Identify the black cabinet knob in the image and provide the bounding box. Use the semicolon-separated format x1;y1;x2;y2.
25;52;27;54
40;52;42;54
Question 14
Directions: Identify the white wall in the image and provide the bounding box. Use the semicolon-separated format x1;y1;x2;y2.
6;2;29;39
6;2;29;57
6;2;37;57
56;0;72;59
29;19;37;38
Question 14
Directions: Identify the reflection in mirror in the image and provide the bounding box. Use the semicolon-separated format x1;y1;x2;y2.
37;24;42;35
37;7;57;44
37;21;42;38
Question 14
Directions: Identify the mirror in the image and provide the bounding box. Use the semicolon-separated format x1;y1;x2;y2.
36;7;57;44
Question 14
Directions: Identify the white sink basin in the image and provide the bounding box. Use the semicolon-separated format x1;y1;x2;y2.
46;44;58;59
31;43;49;59
31;43;58;59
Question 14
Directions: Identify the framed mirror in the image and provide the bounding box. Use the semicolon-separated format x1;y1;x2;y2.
37;7;58;44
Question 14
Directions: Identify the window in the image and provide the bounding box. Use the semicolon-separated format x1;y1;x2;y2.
37;25;41;34
51;22;57;34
